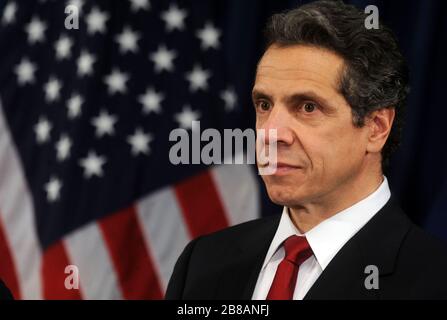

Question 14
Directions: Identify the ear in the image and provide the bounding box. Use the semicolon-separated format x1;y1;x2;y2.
365;108;395;154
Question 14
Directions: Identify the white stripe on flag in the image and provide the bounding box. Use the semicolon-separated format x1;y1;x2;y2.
0;101;42;299
64;222;123;300
136;187;190;292
211;164;260;225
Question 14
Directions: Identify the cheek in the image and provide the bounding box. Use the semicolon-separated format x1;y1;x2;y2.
338;124;369;155
255;112;269;129
300;124;365;171
325;128;367;173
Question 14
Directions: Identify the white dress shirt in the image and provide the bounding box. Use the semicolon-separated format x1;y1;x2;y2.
251;176;391;300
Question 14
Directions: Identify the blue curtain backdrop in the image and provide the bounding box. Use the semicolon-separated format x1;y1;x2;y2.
222;0;447;241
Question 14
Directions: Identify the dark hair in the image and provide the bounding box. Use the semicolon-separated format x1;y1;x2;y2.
264;0;410;168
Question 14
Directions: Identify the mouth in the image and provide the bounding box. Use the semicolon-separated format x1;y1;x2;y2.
259;162;303;175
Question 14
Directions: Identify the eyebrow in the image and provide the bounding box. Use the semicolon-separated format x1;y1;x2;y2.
285;92;332;109
251;90;272;102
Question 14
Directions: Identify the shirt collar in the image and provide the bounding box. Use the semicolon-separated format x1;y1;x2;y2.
262;176;391;271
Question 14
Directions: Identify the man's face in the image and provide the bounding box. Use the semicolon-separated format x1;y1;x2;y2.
253;45;370;207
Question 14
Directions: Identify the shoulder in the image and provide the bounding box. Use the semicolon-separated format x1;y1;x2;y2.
368;196;447;268
172;214;280;267
188;214;280;255
392;223;447;297
165;214;280;299
401;224;447;266
200;214;279;243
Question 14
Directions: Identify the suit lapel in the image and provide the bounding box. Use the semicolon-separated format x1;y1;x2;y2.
304;196;412;299
214;215;281;299
213;196;412;299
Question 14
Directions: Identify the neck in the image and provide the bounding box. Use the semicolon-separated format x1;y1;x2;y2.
289;168;383;234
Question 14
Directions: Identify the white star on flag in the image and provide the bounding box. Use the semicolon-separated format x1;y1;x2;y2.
129;0;150;12
185;65;211;92
138;88;164;114
104;69;129;95
174;106;201;130
66;93;83;119
2;2;17;25
34;117;52;144
54;35;73;60
79;151;107;178
15;58;37;85
161;4;187;32
77;50;96;77
25;16;47;44
115;26;141;54
91;110;118;137
196;22;221;50
44;77;62;103
220;88;238;111
150;45;177;73
66;0;84;11
127;128;153;156
86;7;109;35
44;176;62;202
55;134;72;162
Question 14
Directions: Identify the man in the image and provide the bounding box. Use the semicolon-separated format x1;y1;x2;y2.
166;0;447;299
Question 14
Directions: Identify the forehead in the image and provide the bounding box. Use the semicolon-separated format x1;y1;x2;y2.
255;45;345;94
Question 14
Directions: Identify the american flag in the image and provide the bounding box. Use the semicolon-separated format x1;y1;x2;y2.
0;0;259;299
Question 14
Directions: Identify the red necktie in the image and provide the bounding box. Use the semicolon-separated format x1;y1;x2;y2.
266;235;313;300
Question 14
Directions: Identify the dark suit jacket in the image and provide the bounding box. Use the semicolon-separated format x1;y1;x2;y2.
166;196;447;299
0;280;13;300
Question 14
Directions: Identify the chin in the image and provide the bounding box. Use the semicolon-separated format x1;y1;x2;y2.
263;174;309;204
265;185;307;207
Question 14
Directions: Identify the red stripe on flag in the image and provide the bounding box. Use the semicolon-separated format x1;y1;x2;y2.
42;241;82;299
0;216;20;299
174;169;229;238
99;206;163;299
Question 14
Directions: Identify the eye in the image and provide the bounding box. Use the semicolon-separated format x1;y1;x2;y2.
256;100;272;112
303;102;317;113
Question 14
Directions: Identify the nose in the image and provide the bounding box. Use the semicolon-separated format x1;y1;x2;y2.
258;105;294;146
